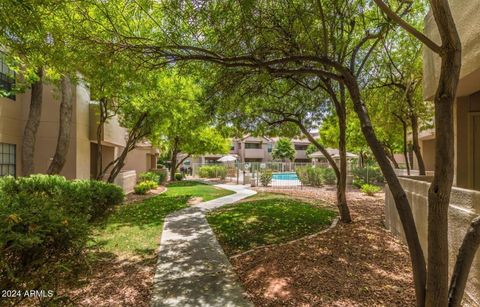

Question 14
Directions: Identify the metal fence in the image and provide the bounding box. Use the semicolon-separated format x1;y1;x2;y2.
186;161;363;189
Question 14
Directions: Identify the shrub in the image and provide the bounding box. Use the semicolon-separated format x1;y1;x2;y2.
157;169;168;184
72;180;124;221
320;168;337;185
352;179;365;189
134;180;158;195
352;166;384;184
175;172;184;181
260;170;273;187
360;184;382;196
295;166;323;187
0;175;91;297
139;171;159;183
198;165;227;179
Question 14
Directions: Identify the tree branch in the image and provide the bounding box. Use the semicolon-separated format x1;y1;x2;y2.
373;0;442;54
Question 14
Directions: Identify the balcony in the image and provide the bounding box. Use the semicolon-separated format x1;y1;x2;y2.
244;148;265;159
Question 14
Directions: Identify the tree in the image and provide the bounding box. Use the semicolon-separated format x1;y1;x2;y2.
0;1;80;176
272;138;295;162
159;91;230;181
80;0;477;305
374;1;462;305
205;75;352;222
371;32;433;175
47;76;74;174
98;71;194;183
167;126;230;181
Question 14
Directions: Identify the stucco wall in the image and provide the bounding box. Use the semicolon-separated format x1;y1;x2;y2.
114;170;137;194
385;177;480;305
423;1;480;100
123;147;156;175
0;82;91;179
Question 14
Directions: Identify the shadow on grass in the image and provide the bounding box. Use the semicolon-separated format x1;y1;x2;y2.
90;195;190;258
167;180;207;187
207;197;336;255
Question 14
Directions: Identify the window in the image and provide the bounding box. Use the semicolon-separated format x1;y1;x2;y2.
230;143;235;151
295;144;309;150
267;143;273;153
245;142;261;149
0;52;16;100
0;143;16;177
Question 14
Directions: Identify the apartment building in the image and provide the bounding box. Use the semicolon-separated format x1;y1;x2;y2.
0;56;158;192
189;134;314;165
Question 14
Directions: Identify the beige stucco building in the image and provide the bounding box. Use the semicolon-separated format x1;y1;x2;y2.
0;63;158;192
186;134;313;166
385;1;480;304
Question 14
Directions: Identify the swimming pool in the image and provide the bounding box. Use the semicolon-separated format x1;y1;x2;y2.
272;172;299;180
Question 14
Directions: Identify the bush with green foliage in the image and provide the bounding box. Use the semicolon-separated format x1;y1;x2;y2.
198;165;227;179
352;166;384;184
175;172;184;181
360;183;382;196
296;166;338;186
156;169;168;184
134;180;158;195
72;179;124;221
139;171;159;183
0;175;123;297
320;168;337;185
352;179;365;189
296;166;323;187
260;170;273;187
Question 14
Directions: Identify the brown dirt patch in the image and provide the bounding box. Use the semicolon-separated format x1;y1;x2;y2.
187;196;204;205
231;187;415;306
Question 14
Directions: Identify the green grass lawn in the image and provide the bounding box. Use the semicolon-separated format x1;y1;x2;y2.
164;180;235;201
207;193;336;255
92;181;233;257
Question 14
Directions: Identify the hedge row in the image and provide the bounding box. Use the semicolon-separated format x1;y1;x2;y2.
198;165;227;179
0;175;124;300
295;166;337;187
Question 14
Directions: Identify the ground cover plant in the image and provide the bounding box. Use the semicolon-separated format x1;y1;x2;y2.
360;184;382;196
134;180;158;195
207;193;336;255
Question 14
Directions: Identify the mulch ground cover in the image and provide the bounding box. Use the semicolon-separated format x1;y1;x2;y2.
230;187;416;306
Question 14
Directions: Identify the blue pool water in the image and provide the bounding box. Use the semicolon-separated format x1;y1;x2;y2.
272;172;299;180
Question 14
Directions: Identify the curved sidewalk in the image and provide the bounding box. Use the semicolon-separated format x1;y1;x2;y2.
151;184;256;307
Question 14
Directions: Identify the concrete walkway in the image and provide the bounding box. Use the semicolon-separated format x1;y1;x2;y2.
151;184;256;307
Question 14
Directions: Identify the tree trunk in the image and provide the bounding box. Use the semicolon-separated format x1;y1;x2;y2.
426;51;461;307
47;76;74;175
22;68;44;176
176;154;191;171
95;98;109;180
100;112;148;182
424;1;462;304
344;72;426;305
296;120;351;223
384;145;400;169
333;85;351;223
448;216;480;306
410;113;426;175
170;138;179;181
